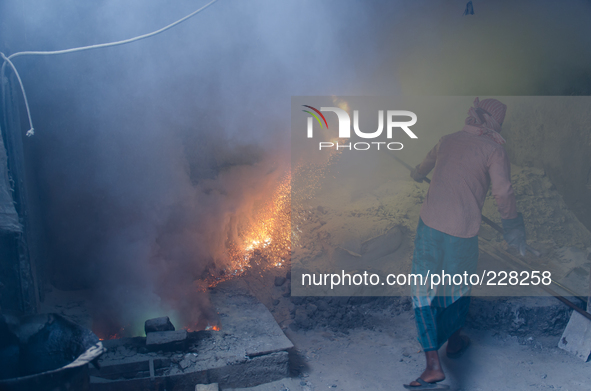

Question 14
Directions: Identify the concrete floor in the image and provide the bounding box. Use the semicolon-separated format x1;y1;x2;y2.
39;261;590;391
227;310;591;391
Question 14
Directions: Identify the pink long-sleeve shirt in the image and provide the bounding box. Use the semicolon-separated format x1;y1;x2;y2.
416;130;518;238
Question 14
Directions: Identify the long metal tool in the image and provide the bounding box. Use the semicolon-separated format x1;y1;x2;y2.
480;241;591;322
391;153;589;315
391;154;541;256
488;238;586;303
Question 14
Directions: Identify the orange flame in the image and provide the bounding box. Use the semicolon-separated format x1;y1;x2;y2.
207;99;349;287
206;171;292;286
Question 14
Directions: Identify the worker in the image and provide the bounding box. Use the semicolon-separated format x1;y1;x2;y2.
404;97;527;390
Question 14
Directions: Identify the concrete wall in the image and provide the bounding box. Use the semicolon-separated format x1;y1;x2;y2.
502;97;591;234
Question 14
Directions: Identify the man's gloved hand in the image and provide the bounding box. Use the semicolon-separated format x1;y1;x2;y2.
502;212;527;256
410;165;425;183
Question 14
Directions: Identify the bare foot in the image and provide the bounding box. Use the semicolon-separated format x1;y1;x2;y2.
407;350;445;387
408;368;445;386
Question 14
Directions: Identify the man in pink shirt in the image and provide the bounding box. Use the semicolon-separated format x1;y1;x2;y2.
404;98;527;390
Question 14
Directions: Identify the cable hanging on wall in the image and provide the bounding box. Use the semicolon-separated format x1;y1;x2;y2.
0;0;219;137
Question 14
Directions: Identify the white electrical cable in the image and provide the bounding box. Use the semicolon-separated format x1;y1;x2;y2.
1;52;35;136
0;0;219;137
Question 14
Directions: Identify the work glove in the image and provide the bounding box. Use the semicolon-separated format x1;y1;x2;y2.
410;165;425;183
502;212;527;256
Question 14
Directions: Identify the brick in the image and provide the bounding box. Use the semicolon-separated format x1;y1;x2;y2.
145;316;175;334
195;383;218;391
145;330;187;351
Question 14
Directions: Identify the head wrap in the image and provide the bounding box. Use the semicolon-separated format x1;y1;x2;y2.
462;97;507;144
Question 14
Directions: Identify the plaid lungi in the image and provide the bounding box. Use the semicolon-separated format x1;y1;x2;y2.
411;218;479;351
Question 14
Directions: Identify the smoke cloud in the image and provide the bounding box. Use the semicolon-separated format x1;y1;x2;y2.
1;0;590;336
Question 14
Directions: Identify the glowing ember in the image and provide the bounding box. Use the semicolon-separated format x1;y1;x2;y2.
208;100;349;286
206;171;292;286
96;328;124;341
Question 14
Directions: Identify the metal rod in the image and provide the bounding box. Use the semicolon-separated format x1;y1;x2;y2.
391;154;416;174
489;240;587;303
392;154;589;309
480;241;591;321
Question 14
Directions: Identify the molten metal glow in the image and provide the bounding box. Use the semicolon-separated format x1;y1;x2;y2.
208;100;349;286
207;171;292;286
96;328;124;340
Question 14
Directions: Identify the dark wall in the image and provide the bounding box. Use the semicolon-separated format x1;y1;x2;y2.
503;98;591;234
0;72;44;314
